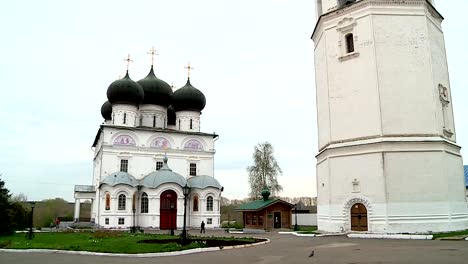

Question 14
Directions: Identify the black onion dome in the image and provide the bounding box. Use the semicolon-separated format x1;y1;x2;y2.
101;101;112;120
137;66;173;107
172;78;206;112
107;72;144;106
167;105;176;125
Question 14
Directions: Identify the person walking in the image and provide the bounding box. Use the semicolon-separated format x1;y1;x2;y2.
200;220;205;233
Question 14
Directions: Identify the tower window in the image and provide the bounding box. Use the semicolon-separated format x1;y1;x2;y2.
120;159;128;172
190;163;197;176
153;116;156;127
156;161;163;170
118;194;126;210
123;113;127;124
105;193;110;210
206;196;213;211
193;196;199;211
346;33;354;53
190;119;193;129
179;120;181;130
139;116;143;126
141;192;148;213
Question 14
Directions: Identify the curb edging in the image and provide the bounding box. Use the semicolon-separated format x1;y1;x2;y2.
0;238;270;257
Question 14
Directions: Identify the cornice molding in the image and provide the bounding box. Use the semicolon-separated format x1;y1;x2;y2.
312;0;442;40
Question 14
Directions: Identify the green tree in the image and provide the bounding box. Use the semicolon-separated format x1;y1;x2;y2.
247;142;283;198
0;174;13;235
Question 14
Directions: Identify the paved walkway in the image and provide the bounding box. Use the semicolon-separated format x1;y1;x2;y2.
1;230;468;263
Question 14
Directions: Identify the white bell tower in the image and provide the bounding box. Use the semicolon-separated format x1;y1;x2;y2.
312;0;468;233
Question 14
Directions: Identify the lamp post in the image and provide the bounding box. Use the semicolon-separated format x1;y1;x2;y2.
294;203;298;231
28;202;36;240
181;183;191;244
132;208;136;233
170;203;174;236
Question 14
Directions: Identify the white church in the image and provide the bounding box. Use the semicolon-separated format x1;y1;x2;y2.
313;0;468;233
74;55;223;230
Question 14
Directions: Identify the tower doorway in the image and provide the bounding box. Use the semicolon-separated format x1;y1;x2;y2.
160;190;177;230
350;203;367;231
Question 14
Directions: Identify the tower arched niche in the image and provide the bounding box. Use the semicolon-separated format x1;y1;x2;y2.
110;131;139;147
342;196;372;231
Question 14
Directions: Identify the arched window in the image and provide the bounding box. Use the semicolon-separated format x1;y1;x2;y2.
105;193;110;210
141;192;148;213
118;194;126;210
206;196;213;211
153;116;156;127
123;113;127;124
139;116;143;126
193;196;199;211
345;33;354;53
190;119;193;129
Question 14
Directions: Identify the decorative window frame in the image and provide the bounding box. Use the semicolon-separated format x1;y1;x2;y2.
187;159;200;177
336;17;359;61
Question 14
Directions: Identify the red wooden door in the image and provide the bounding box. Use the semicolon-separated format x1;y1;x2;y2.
160;190;177;230
351;203;368;231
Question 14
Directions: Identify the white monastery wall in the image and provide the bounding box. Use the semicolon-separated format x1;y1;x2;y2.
427;17;456;140
373;14;437;136
314;32;331;149
97;183;221;229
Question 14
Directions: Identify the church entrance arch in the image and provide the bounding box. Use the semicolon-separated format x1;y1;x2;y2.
160;190;177;230
350;203;368;231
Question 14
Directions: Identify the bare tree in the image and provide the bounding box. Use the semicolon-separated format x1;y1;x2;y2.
247;142;283;198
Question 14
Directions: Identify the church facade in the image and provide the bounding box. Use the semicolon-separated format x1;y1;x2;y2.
74;56;223;230
313;0;468;233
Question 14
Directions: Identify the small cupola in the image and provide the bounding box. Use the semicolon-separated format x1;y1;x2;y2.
261;187;271;201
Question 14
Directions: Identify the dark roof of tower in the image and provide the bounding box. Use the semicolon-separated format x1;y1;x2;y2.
137;66;173;106
106;71;144;106
172;78;206;112
101;101;112;120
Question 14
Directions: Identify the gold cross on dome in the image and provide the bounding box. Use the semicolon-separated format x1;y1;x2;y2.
147;47;159;66
185;62;194;78
123;54;133;71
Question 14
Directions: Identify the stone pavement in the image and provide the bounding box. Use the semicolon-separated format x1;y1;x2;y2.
1;230;468;263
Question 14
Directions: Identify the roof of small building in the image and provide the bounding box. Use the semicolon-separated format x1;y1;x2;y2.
100;172;139;187
464;165;468;188
235;198;293;211
140;160;187;188
187;175;222;190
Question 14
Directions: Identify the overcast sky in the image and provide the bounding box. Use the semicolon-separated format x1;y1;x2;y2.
0;0;466;202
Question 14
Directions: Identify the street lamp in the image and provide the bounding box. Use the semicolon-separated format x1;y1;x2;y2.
181;183;191;244
28;202;36;240
132;208;136;233
294;203;298;231
170;203;174;236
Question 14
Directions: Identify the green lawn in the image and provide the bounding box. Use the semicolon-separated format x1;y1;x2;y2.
293;225;318;232
0;231;255;254
432;229;468;239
